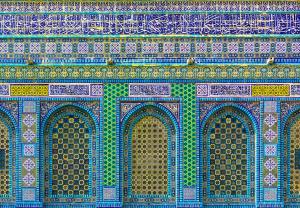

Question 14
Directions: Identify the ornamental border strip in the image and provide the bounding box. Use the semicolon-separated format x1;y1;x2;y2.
0;65;300;81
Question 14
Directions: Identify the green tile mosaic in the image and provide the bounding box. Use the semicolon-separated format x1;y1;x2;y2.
104;84;128;186
171;84;196;186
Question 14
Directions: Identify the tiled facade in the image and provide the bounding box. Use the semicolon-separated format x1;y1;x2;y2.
0;1;299;207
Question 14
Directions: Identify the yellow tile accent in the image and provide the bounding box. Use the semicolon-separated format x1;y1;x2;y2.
252;85;289;96
10;85;48;96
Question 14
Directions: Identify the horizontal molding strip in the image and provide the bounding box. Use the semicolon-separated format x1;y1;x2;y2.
0;11;299;15
0;65;298;80
1;35;300;39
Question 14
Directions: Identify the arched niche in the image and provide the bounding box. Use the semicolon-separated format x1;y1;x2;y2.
43;105;97;203
121;104;177;205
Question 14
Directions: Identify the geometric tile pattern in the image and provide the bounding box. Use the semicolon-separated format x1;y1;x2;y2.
22;188;36;201
263;112;278;189
20;100;38;203
0;1;298;12
0;120;9;195
288;118;300;195
208;115;248;196
131;116;168;195
295;149;300;170
264;145;277;156
23;114;36;128
264;188;277;201
51;115;90;196
23;101;36;113
104;84;128;186
21;111;37;190
0;105;17;202
0;149;5;170
44;105;97;203
183;188;196;200
23;144;35;157
22;158;35;172
172;84;196;186
2;65;300;81
122;105;176;204
103;187;116;200
202;106;255;204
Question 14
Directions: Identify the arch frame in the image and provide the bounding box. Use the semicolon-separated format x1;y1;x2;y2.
40;102;100;204
117;97;182;206
281;104;300;204
199;102;258;205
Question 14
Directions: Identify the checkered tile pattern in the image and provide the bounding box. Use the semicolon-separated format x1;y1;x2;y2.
209;115;248;196
51;115;90;196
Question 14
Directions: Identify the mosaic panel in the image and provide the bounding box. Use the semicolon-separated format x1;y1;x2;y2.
131;116;168;195
122;105;176;204
264;188;277;201
262;108;279;201
103;84;128;186
51;115;90;196
202;106;255;204
22;114;37;143
1;65;300;80
129;84;171;97
49;84;90;96
0;14;299;36
252;85;290;97
208;115;248;196
0;1;298;12
23;101;36;113
0;38;299;65
44;105;97;203
11;85;48;96
103;187;116;200
172;84;196;186
22;188;35;201
0;85;9;96
22;158;36;187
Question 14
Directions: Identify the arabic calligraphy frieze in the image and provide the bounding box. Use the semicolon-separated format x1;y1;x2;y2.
0;1;298;12
0;14;299;35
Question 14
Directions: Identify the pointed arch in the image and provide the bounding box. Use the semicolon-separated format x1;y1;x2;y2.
201;106;255;204
121;103;178;204
43;105;97;203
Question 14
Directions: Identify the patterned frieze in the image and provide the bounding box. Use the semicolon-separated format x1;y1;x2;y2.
0;37;299;64
196;83;300;97
0;13;299;36
129;83;171;97
4;84;103;97
0;1;298;12
0;65;300;80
